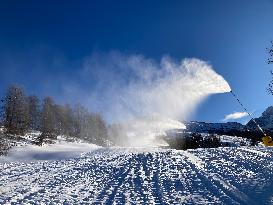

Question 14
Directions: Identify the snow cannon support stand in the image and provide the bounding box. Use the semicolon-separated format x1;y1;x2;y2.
230;90;273;147
262;134;273;146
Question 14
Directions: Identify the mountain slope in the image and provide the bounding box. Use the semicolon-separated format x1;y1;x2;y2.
247;106;273;131
184;121;246;133
1;147;273;204
184;106;273;135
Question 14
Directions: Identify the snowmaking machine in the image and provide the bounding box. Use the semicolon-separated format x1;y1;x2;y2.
230;90;273;146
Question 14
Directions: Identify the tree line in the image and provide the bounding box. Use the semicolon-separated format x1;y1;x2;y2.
0;85;109;146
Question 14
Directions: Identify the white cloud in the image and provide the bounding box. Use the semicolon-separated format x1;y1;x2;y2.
223;112;248;121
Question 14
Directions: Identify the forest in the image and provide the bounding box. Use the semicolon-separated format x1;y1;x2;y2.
0;85;109;146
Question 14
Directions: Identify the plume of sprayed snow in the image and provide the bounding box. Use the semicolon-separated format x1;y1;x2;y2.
73;52;231;146
83;52;230;121
114;116;187;147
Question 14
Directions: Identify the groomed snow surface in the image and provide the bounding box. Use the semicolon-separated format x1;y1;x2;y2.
1;144;273;204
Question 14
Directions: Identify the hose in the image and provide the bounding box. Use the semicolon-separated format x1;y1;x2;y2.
230;90;266;136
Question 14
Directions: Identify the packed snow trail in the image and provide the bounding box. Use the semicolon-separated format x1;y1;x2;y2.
1;147;273;204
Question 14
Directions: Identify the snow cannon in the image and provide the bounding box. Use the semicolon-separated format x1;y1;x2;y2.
262;135;273;146
230;90;273;146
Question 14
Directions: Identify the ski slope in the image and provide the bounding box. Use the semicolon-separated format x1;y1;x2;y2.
1;147;273;204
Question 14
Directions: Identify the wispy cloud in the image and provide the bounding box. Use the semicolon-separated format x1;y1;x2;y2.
223;111;248;121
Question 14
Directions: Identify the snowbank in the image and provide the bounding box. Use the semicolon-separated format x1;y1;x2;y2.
0;141;100;162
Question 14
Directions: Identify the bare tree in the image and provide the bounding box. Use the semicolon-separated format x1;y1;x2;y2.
88;113;108;146
54;104;74;136
2;86;29;135
267;41;273;94
0;85;110;146
26;95;41;130
72;104;89;138
41;97;56;138
71;105;109;146
268;41;273;64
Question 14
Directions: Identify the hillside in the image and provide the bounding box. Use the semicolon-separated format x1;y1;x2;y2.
1;108;273;204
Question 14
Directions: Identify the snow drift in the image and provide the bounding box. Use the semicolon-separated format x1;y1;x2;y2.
0;140;99;162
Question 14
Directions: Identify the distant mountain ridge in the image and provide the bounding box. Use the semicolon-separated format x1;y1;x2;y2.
184;121;246;134
181;106;273;139
246;106;273;131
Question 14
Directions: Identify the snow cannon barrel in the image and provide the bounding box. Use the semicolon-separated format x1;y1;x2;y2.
262;135;273;146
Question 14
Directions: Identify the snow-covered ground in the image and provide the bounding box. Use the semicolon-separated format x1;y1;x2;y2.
219;135;252;146
0;130;100;161
1;146;273;204
0;141;99;162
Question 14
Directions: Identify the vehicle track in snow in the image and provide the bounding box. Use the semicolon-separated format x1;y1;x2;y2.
1;147;273;204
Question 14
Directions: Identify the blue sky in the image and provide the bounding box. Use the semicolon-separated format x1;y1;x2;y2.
0;0;273;123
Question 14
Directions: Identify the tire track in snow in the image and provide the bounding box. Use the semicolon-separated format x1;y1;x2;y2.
93;153;135;204
1;147;273;204
147;152;166;204
159;151;194;204
109;152;165;204
0;161;73;203
44;149;134;203
238;147;273;159
236;147;273;205
181;150;251;205
159;151;222;204
137;153;165;204
192;146;273;205
0;149;131;204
